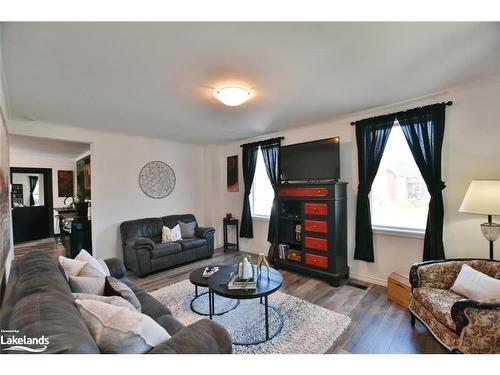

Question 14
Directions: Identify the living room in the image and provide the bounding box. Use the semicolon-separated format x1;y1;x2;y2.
0;2;499;373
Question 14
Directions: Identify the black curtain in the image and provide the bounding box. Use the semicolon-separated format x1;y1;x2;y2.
260;138;282;246
354;114;396;262
28;175;38;206
397;103;446;261
240;143;259;238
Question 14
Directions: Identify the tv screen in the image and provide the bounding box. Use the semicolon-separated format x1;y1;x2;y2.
281;137;340;181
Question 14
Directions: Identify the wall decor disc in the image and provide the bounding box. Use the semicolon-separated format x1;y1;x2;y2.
138;161;176;199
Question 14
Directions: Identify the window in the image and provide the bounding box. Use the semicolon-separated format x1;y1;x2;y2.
250;148;274;218
370;123;430;232
32;181;40;206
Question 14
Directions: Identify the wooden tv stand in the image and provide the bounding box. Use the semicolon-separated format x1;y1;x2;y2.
273;181;349;287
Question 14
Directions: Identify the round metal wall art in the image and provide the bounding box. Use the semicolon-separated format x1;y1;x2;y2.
138;161;176;199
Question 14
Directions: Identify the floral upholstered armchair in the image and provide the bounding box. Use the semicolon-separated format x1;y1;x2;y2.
409;259;500;354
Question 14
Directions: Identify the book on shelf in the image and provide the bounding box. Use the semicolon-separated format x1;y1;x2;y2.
278;243;290;260
202;266;219;278
227;274;256;290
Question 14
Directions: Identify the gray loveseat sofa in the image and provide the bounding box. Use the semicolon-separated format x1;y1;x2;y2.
0;251;232;354
120;214;215;277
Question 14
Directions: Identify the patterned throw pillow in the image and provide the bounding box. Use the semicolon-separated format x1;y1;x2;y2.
74;299;170;353
104;277;142;312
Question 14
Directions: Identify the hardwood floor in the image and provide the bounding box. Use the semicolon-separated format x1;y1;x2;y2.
14;237;67;259
128;248;448;354
15;239;446;354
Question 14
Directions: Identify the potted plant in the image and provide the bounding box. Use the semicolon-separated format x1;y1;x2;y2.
74;190;88;217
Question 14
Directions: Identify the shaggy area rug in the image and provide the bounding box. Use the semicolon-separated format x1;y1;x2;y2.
150;279;351;354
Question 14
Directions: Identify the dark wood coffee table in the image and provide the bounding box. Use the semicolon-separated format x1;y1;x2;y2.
188;266;239;316
208;265;284;345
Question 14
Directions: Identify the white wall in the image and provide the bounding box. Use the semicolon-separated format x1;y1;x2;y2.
9;154;77;233
7;119;207;260
204;77;500;285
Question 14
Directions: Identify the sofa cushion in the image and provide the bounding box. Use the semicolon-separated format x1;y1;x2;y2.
151;242;182;258
179;238;207;251
451;264;500;302
154;314;185;336
74;299;170;354
162;214;197;229
120;217;164;246
179;221;197;239
121;278;172;318
105;277;142;312
413;287;463;330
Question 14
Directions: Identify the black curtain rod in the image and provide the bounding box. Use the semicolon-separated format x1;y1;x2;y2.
240;136;284;148
350;101;453;126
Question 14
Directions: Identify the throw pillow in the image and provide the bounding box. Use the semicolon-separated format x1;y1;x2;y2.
79;262;108;278
451;264;500;302
104;277;142;312
76;249;110;276
74;299;170;354
72;293;136;312
162;226;175;243
69;276;106;295
178;221;196;239
58;256;87;280
172;224;182;241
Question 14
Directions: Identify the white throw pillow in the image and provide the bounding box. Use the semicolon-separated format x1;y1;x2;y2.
451;264;500;302
171;224;182;241
72;293;136;312
162;226;174;243
59;257;87;280
76;249;110;276
74;299;170;353
69;276;106;295
161;224;182;243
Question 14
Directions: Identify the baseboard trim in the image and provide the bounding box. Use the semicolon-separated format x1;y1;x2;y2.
350;272;387;287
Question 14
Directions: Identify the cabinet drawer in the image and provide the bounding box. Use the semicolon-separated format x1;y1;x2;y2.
278;187;329;198
304;236;328;251
305;253;328;269
304;220;328;233
304;203;328;216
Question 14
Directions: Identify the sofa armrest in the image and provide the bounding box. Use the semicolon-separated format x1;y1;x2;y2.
103;257;126;279
196;227;215;239
147;319;232;354
125;236;155;250
451;298;500;335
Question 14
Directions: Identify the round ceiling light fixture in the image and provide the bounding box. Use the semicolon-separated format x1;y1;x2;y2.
215;86;251;106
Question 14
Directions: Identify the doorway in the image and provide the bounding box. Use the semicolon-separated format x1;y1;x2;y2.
10;167;54;243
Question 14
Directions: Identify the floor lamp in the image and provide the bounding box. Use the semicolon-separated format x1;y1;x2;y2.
459;180;500;260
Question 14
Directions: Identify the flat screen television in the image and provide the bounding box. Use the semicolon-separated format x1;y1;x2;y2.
281;137;340;182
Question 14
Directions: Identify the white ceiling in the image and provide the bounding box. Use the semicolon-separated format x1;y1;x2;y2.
9;134;90;158
2;22;499;143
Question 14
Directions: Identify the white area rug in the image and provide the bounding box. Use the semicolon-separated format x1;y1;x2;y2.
150;279;351;354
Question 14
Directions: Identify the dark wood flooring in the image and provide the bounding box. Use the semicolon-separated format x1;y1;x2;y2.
16;239;446;354
127;248;448;354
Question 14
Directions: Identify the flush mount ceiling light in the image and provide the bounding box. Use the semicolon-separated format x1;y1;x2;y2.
215;86;251;106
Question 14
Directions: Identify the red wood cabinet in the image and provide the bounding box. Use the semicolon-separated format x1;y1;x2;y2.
304;202;328;216
278;187;329;198
305;253;328;269
304;236;328;251
304;220;328;233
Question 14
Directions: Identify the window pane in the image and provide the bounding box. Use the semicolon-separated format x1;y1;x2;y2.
250;149;274;217
371;123;430;231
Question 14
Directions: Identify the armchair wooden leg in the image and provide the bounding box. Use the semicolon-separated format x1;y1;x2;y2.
410;312;416;326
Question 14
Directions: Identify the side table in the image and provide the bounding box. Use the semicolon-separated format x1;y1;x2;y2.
223;218;239;252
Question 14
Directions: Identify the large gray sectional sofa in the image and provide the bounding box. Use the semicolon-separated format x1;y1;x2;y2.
120;214;215;277
0;251;232;354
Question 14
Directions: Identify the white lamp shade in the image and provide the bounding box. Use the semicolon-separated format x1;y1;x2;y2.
459;180;500;215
